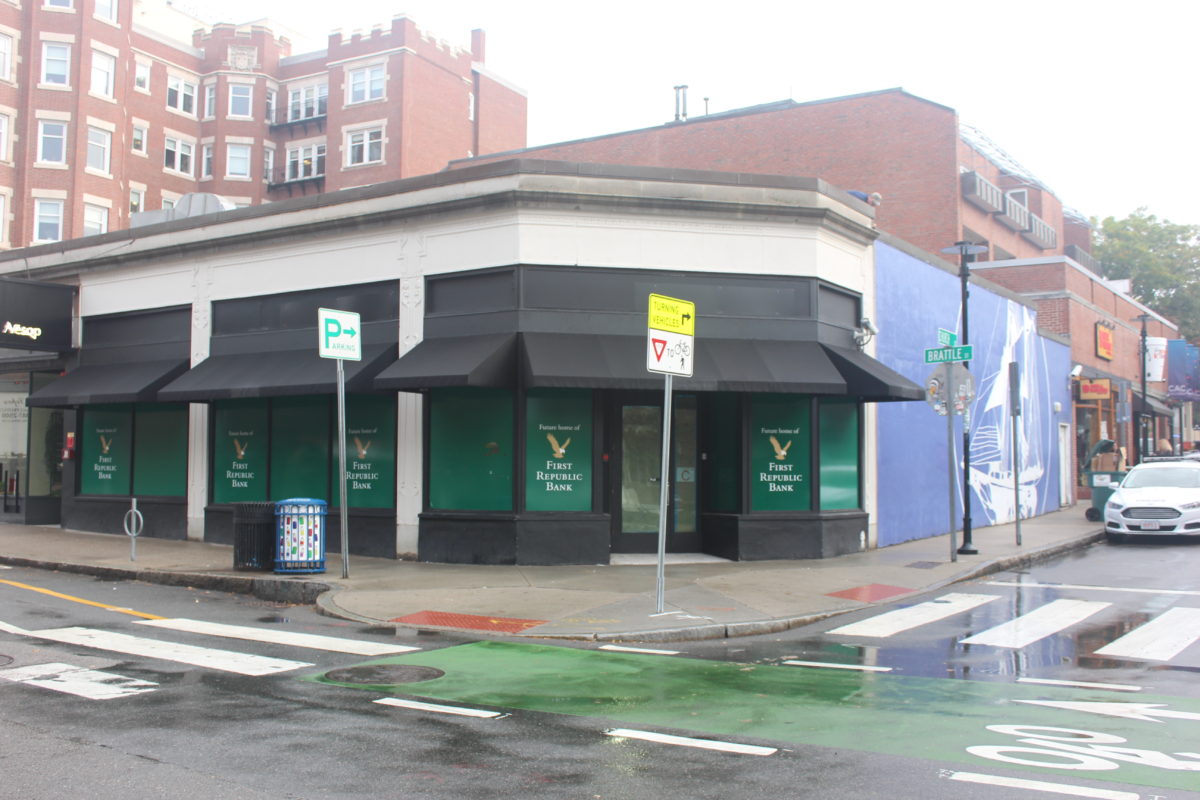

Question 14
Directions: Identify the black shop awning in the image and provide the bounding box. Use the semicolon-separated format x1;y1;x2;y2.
157;343;395;401
26;358;189;407
1133;394;1174;418
821;344;924;402
373;334;517;390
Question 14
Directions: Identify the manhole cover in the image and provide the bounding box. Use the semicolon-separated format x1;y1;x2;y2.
0;655;12;667
323;665;444;685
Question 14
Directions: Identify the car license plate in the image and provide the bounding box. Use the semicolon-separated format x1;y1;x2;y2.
1140;521;1161;530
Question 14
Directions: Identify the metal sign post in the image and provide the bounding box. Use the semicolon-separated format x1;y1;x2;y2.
926;352;975;563
123;497;143;561
1010;361;1022;546
318;307;361;579
646;293;695;614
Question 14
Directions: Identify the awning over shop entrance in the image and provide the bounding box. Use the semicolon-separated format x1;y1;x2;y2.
821;344;925;401
157;344;395;401
26;358;189;407
374;334;518;390
1133;394;1175;418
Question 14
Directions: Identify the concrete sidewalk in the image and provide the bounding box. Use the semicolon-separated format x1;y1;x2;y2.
0;507;1104;642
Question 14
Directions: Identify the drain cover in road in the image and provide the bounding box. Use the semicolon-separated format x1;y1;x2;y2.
323;664;445;685
390;611;546;634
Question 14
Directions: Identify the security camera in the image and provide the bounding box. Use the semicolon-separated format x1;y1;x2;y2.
1070;364;1083;378
860;317;879;335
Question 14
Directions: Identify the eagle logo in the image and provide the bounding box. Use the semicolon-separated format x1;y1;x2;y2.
769;435;792;461
546;433;571;459
233;439;248;460
99;435;112;454
354;437;372;460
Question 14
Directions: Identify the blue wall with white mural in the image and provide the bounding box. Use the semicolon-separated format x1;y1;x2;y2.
874;241;1073;547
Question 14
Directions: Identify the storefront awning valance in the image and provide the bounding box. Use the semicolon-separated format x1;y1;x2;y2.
1133;394;1174;418
157;344;395;401
821;344;925;402
26;358;189;407
373;334;518;390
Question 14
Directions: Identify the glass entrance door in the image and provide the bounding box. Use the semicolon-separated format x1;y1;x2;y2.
612;395;698;552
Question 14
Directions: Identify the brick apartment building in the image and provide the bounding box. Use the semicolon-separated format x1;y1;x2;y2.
0;0;526;248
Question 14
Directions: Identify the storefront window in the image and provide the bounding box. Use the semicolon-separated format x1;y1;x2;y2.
0;372;30;501
819;399;860;510
701;393;739;513
429;387;513;511
524;389;591;512
749;395;811;511
80;405;132;495
212;399;269;502
27;373;63;499
337;394;396;509
270;396;330;500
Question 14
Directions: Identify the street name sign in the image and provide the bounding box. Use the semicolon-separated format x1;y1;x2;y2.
924;344;973;364
937;328;958;347
318;308;362;361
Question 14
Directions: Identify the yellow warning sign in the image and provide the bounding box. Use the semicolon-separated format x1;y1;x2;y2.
648;293;695;336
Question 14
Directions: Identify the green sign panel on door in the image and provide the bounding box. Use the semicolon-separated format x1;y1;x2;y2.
750;395;811;511
80;405;131;495
525;389;592;512
212;399;268;503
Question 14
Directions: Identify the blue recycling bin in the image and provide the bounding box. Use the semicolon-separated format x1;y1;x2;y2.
274;498;327;574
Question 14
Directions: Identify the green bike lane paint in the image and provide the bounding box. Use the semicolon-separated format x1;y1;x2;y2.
311;640;1200;793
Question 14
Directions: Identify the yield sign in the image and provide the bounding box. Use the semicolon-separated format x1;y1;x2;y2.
652;338;667;361
646;329;693;376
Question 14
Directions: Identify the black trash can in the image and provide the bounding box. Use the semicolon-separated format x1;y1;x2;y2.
232;502;277;570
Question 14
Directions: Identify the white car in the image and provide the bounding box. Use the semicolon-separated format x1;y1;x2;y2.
1105;460;1200;541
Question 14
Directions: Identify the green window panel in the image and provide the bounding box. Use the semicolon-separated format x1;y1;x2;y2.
429;387;513;511
212;399;269;503
525;389;592;512
133;403;188;497
270;395;330;501
335;394;396;509
701;393;739;513
819;399;860;510
749;395;811;511
79;404;132;495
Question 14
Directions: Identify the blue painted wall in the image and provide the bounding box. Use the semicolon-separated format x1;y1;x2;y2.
874;241;1073;547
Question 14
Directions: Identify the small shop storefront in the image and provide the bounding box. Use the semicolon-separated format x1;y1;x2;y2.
378;265;921;564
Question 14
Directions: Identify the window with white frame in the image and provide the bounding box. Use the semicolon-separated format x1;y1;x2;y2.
0;194;6;245
163;136;193;174
131;123;146;153
203;83;216;118
0;34;12;82
129;187;143;214
83;203;107;236
37;121;67;163
94;0;117;22
42;42;70;86
90;50;115;98
86;126;111;173
265;89;276;123
287;143;325;180
226;143;250;177
288;84;327;121
228;84;252;118
0;115;8;162
347;65;384;104
200;143;212;177
45;0;73;8
161;196;176;210
345;128;382;166
134;61;150;91
167;76;196;114
263;147;274;181
34;199;63;242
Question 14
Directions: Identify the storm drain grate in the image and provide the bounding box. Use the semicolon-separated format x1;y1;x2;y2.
323;665;445;685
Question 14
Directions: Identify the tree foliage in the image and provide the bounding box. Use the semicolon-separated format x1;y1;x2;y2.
1094;208;1200;340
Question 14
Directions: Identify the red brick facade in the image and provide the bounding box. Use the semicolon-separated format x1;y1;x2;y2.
0;4;526;248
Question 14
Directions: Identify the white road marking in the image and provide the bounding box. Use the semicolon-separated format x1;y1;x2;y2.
947;770;1139;799
23;627;312;676
604;728;777;756
374;697;504;718
1093;606;1200;661
0;619;30;635
827;593;1001;638
783;660;892;672
961;600;1111;649
0;662;157;700
133;618;420;656
1017;677;1142;693
599;645;680;655
989;580;1200;597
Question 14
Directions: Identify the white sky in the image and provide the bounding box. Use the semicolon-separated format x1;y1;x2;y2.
210;0;1197;227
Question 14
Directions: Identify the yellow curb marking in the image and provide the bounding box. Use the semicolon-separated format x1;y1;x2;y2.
0;579;165;620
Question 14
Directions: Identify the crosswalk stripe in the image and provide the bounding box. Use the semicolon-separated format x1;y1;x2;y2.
132;618;420;656
827;593;1001;638
1093;606;1200;661
961;599;1111;649
25;627;313;676
0;662;157;700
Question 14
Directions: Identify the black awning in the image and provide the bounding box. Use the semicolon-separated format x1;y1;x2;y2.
157;343;395;401
822;344;925;402
522;333;849;394
1133;394;1174;418
26;358;189;407
373;334;517;390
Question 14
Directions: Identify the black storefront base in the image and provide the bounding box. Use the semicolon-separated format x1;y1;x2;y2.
702;511;870;560
204;506;400;559
61;495;187;540
419;512;610;566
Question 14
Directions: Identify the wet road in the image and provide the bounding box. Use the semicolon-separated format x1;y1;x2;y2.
2;540;1199;799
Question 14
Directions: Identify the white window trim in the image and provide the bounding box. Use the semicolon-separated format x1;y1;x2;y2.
0;112;10;163
131;120;148;156
343;123;385;167
93;0;118;25
225;142;252;180
0;30;15;84
89;48;116;100
43;0;75;13
166;73;198;117
85;125;112;176
33;198;64;243
163;133;195;176
40;41;71;90
133;60;151;94
0;190;9;248
345;63;385;105
36;119;68;167
287;82;328;121
227;82;253;119
199;142;212;179
82;203;109;236
202;81;216;120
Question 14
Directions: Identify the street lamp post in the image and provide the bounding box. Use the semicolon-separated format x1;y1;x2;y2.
941;241;988;555
1137;313;1152;464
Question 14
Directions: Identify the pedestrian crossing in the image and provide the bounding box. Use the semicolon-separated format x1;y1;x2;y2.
828;589;1200;664
0;616;420;700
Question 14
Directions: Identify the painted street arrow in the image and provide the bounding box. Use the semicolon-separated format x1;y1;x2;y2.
1013;700;1200;723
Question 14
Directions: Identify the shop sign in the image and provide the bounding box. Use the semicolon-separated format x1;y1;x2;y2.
525;390;591;512
750;396;810;511
1095;322;1115;361
1079;378;1111;401
338;395;396;509
0;277;73;352
80;406;131;495
212;401;268;503
1145;336;1167;382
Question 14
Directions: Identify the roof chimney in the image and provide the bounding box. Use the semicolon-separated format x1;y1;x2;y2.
674;85;688;122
